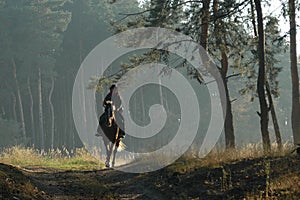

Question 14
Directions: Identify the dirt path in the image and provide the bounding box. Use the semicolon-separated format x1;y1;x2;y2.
22;167;166;200
1;155;300;199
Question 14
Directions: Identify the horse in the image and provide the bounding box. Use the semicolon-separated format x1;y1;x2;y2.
96;102;125;168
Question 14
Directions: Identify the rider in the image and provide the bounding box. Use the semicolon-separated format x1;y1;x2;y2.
96;84;125;138
103;84;122;118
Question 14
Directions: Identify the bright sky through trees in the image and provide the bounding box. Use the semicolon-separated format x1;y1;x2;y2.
265;0;300;56
137;0;299;56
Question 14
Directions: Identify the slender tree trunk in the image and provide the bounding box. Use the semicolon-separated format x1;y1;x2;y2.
200;0;210;50
1;106;5;118
49;76;55;149
60;78;68;148
158;75;164;105
251;0;281;150
266;82;282;150
38;67;44;150
70;102;75;151
222;63;235;149
81;64;88;146
11;92;17;121
63;81;68;147
148;0;167;125
141;86;146;133
250;0;258;37
69;74;76;151
27;77;36;146
254;0;271;152
12;58;26;138
199;0;228;150
213;0;235;149
289;0;300;145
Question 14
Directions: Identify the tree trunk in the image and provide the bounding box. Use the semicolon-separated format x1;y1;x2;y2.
158;74;164;105
141;86;146;130
222;61;235;149
250;1;281;150
59;77;67;148
11;92;17;121
12;58;26;138
266;82;282;150
213;0;235;149
250;0;258;37
62;81;68;148
1;106;5;118
81;66;88;146
200;0;210;50
254;0;271;152
199;0;228;150
38;67;45;150
49;76;55;149
27;77;36;146
289;0;300;145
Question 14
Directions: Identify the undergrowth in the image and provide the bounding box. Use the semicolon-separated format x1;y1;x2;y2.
0;146;102;170
168;142;294;173
0;143;299;199
0;142;295;171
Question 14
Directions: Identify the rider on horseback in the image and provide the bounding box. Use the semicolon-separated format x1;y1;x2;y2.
103;85;122;124
96;85;126;168
96;84;125;138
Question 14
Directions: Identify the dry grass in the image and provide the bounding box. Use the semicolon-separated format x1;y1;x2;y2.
166;142;295;176
0;146;102;170
0;144;299;199
270;172;300;198
0;143;295;171
190;142;292;164
164;143;299;199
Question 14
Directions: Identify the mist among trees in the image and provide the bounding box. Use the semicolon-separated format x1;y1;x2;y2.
0;0;299;154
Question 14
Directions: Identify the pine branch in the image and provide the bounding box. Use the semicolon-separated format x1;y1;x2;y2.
205;73;241;85
116;0;250;27
118;8;153;20
226;73;241;80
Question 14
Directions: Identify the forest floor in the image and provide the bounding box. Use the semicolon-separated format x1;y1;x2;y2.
1;154;300;199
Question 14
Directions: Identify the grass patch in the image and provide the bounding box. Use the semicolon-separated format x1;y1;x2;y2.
0;146;103;170
168;142;295;173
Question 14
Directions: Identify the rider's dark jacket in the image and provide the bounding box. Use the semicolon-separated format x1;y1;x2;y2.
99;91;125;137
103;92;122;112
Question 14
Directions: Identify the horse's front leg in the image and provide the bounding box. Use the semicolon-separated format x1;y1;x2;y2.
105;150;111;168
111;140;119;168
104;139;112;168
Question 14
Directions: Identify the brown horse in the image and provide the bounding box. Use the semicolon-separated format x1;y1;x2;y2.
97;102;125;168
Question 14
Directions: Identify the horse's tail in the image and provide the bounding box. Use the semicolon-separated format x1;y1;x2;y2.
117;141;126;152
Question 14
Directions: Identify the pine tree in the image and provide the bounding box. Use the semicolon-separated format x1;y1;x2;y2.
0;0;71;149
289;0;300;145
254;0;271;152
